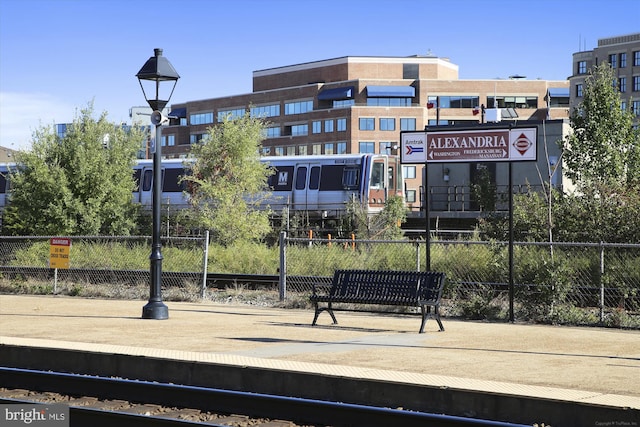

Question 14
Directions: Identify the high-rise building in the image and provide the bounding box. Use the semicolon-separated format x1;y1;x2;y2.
569;32;640;119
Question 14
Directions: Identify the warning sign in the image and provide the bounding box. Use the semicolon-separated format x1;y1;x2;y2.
49;238;71;269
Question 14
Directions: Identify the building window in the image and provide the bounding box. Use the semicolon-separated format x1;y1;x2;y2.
359;141;375;153
324;119;334;133
291;124;308;136
190;112;214;125
577;61;587;74
576;84;583;97
312;121;322;134
264;126;281;138
284;100;313;115
275;147;284;156
166;135;175;146
400;118;416;131
620;52;627;68
250;104;280;118
298;145;307;155
333;99;355;108
217;108;245;122
433;96;480;108
359;118;375;131
337;118;347;131
286;146;296;156
619;77;627;93
633;101;640;116
405;189;416;203
379;142;396;153
487;96;537;109
608;54;617;68
621;101;627;111
367;97;412;107
634;51;640;67
379;118;395;131
632;76;640;92
190;133;207;144
403;165;416;179
324;143;334;154
312;144;322;155
337;142;347;154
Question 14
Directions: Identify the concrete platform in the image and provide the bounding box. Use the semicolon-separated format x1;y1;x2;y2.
1;294;639;426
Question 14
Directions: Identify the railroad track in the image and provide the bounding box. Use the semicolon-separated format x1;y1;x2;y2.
0;367;528;427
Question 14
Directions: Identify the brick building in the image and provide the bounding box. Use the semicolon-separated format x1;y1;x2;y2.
159;55;569;219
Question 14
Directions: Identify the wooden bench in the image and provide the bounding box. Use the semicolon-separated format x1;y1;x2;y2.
309;270;446;333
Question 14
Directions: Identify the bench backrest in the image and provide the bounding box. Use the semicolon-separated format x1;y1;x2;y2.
331;270;445;303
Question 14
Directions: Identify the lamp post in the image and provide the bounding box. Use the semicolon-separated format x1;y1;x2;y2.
136;48;180;320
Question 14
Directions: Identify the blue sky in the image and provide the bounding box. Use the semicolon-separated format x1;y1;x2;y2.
1;0;638;150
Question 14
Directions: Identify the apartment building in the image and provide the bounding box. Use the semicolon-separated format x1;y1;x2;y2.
569;32;640;118
159;55;569;219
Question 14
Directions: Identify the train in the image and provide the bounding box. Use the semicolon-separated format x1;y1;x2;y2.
1;153;404;223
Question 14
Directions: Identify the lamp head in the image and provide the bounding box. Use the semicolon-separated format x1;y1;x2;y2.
136;48;180;111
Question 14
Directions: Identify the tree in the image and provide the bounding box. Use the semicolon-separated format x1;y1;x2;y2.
562;63;639;188
3;103;143;236
344;196;407;240
181;114;273;246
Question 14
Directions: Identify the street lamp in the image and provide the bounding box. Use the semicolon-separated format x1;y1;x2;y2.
136;48;180;320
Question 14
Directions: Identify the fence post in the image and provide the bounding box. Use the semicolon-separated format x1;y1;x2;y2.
279;231;287;301
599;241;605;323
200;231;209;299
415;241;421;271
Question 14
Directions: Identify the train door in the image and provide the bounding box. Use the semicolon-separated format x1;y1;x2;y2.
140;167;154;206
292;163;320;211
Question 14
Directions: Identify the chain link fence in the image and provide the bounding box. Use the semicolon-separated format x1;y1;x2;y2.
0;236;207;301
281;235;640;328
1;234;638;328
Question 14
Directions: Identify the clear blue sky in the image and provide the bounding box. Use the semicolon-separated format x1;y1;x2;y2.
1;0;638;150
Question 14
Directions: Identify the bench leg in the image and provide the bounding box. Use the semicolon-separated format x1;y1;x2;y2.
419;305;445;333
311;302;338;326
434;306;445;332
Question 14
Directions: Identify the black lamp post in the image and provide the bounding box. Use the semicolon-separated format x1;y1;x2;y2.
136;48;180;320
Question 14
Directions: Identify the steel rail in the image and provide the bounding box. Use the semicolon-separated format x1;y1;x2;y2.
0;367;529;427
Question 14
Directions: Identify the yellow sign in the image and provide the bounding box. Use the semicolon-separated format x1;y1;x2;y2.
49;238;71;269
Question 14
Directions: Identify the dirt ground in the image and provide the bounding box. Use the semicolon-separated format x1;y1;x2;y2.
1;294;639;400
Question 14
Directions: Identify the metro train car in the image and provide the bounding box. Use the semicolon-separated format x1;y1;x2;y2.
1;153;404;222
133;153;404;220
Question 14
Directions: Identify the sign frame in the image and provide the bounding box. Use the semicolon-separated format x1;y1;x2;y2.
401;126;538;164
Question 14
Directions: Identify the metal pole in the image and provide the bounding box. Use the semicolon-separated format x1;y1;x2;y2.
279;231;287;302
201;230;210;299
508;162;514;323
142;122;169;319
425;161;431;271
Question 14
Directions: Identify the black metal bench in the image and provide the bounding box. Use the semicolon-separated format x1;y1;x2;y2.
309;270;445;333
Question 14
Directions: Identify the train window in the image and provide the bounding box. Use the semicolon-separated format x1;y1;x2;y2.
142;170;153;192
342;167;360;189
163;168;185;192
370;162;384;189
132;169;141;191
319;165;360;190
295;166;307;190
309;166;320;190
